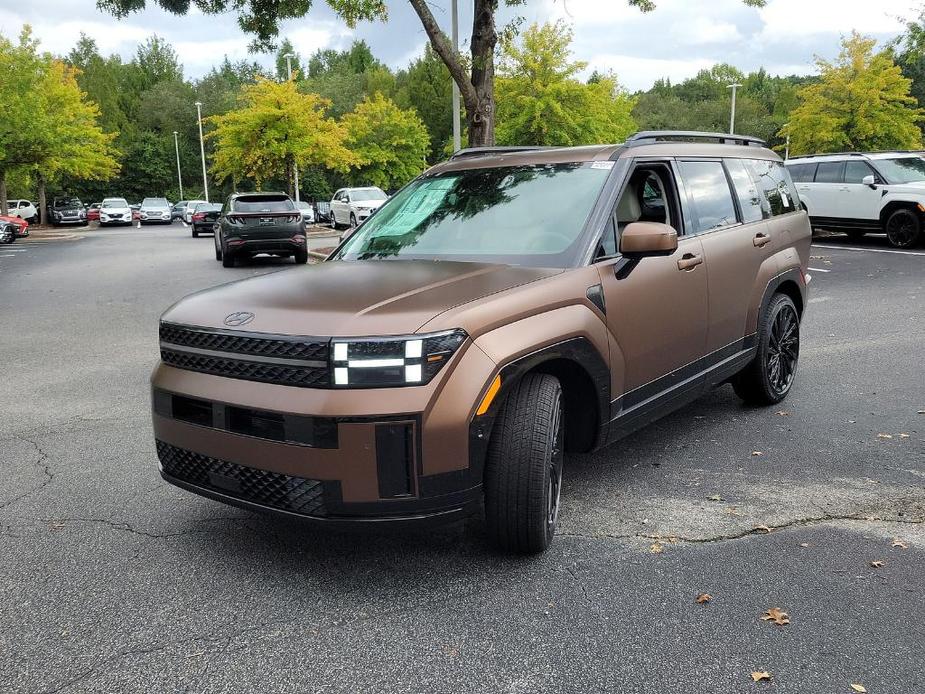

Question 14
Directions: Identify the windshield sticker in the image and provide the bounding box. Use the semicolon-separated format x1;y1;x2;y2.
590;161;615;170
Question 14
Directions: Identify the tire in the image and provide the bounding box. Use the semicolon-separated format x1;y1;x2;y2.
350;213;357;230
214;238;222;261
330;213;338;230
884;208;922;249
294;247;308;264
733;293;800;405
191;228;198;238
484;373;564;554
221;250;235;268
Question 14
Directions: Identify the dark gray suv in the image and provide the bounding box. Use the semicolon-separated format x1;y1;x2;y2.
214;192;308;267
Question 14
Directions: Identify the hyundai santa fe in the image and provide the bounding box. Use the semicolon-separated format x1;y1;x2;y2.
152;131;811;554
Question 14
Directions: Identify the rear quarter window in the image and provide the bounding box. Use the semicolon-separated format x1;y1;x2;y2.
785;162;817;183
743;159;797;217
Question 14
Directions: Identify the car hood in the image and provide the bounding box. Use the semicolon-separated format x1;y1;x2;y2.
161;260;562;337
356;199;386;209
884;180;925;193
101;207;130;213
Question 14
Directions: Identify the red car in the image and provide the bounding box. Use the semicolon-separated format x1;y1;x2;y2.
87;203;101;222
0;214;29;237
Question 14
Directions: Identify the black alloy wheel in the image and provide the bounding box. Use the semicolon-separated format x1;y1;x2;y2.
885;208;922;248
766;301;800;397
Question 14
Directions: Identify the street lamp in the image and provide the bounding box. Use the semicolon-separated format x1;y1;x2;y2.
194;101;209;203
451;0;461;152
727;83;742;134
283;53;300;203
172;131;184;200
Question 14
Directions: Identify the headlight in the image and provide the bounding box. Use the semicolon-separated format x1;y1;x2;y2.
331;329;467;388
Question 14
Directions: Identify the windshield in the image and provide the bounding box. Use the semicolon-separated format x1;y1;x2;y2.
297;201;311;209
142;198;168;207
350;188;387;202
55;198;82;208
872;157;925;184
233;196;294;212
195;203;221;212
333;163;611;267
102;199;128;208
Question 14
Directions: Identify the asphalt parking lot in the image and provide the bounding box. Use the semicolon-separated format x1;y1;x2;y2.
1;223;923;694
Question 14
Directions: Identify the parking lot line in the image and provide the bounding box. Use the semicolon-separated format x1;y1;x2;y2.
812;243;925;257
808;267;831;272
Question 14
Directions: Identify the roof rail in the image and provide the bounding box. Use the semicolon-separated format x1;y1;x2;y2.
785;152;869;161
625;131;767;147
448;146;551;161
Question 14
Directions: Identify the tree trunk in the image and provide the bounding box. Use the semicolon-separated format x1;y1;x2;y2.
467;0;498;147
0;170;7;216
37;172;47;226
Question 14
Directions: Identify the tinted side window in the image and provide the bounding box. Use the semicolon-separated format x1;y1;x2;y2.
744;159;796;217
814;161;844;183
786;163;817;183
724;159;764;223
844;161;875;184
678;160;737;233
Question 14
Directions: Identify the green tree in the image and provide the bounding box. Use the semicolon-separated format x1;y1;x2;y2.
99;0;766;147
274;38;300;80
393;44;454;161
783;33;922;155
342;93;430;190
206;77;356;190
495;22;636;146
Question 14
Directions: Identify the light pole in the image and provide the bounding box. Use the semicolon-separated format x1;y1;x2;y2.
172;131;184;200
284;52;300;203
727;83;742;134
194;101;209;203
451;0;461;152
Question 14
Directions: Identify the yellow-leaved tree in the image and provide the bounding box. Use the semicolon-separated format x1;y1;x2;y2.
783;33;923;155
342;93;430;190
206;77;356;189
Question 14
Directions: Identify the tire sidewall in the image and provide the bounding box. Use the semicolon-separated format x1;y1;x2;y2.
756;294;799;402
886;208;921;249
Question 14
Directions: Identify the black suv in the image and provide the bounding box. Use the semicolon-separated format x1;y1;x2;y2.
214;192;308;267
48;197;87;226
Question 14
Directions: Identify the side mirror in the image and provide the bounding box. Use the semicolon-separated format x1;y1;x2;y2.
619;222;678;258
862;174;877;189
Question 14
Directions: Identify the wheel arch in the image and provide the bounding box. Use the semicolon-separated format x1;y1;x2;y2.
879;199;923;226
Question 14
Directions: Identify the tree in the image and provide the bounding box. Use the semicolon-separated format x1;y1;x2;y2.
393;44;454;162
342;93;430;190
99;0;766;147
783;33;922;155
274;39;300;80
206;77;356;190
494;22;636;146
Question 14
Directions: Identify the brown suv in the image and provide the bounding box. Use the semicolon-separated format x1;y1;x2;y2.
152;131;811;553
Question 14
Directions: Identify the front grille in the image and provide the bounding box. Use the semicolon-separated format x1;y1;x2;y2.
161;348;330;388
160;323;328;361
157;440;328;517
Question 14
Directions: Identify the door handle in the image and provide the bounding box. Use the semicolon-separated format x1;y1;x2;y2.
677;253;703;271
753;233;772;247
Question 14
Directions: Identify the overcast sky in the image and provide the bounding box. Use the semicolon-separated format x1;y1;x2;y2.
0;0;922;90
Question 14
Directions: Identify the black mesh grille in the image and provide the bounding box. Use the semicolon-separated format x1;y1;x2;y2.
157;440;327;516
161;348;330;388
160;323;329;361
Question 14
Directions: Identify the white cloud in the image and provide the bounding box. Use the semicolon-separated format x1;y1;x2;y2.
757;0;917;40
670;18;743;46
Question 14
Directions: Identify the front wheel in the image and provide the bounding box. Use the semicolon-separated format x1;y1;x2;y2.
330;213;338;230
733;293;800;405
484;373;564;554
350;213;357;230
885;208;922;248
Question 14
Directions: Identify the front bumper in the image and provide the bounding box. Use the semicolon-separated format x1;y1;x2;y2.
150;339;497;525
100;214;129;224
141;212;171;222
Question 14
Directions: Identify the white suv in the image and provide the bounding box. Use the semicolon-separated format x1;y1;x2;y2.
7;199;38;224
99;197;133;226
329;187;388;232
785;152;925;248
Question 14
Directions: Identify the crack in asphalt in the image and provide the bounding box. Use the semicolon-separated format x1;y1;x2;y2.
0;437;54;511
560;511;925;545
10;514;257;540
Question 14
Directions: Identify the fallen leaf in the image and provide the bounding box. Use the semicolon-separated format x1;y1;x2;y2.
760;607;790;626
695;593;712;604
650;542;664;554
870;560;884;568
754;525;773;534
850;685;867;693
707;494;724;502
799;542;809;548
776;410;791;416
917;409;925;414
726;507;741;516
892;539;908;549
899;433;910;439
877;433;893;439
751;671;772;682
751;451;764;456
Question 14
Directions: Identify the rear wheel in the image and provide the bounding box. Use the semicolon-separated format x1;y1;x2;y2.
294;247;308;264
214;235;222;261
221;248;235;268
191;227;199;238
733;293;800;405
484;373;564;554
885;208;922;248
